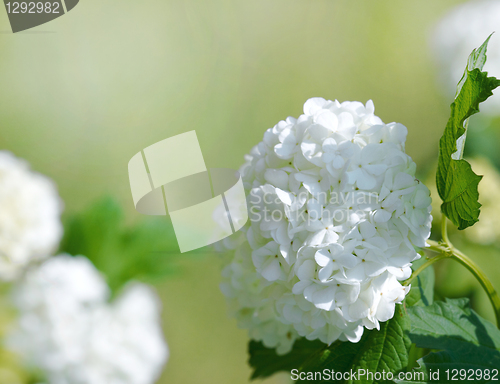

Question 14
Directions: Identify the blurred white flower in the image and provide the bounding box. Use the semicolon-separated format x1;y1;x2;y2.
432;0;500;115
0;151;63;281
8;255;168;384
219;98;431;354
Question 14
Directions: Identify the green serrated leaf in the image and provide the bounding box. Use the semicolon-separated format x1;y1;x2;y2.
398;298;500;383
296;305;410;383
248;338;326;380
456;34;492;96
405;258;435;308
436;36;500;230
248;306;411;383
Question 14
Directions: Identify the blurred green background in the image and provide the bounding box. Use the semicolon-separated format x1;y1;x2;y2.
0;0;498;383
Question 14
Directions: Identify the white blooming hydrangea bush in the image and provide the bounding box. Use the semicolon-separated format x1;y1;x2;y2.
8;255;168;384
220;97;432;353
0;151;63;281
241;37;500;383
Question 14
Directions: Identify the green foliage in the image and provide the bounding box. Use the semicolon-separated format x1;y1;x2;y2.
247;253;499;384
405;258;435;307
400;298;500;383
436;36;500;230
249;339;326;380
249;306;410;383
59;197;181;293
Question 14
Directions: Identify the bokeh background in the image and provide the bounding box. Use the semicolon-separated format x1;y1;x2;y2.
0;0;499;383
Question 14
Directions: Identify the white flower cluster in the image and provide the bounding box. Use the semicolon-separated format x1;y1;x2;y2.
432;0;500;116
0;151;63;281
220;98;432;354
8;255;168;384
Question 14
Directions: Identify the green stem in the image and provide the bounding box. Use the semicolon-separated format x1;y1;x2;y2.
407;344;419;372
411;218;500;328
450;248;500;329
404;253;449;286
426;239;447;253
441;216;450;246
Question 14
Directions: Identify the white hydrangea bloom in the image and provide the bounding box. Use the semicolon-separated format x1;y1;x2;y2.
0;151;63;281
220;98;432;354
432;0;500;115
8;255;168;384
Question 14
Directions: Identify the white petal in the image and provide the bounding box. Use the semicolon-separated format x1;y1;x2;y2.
322;137;338;152
318;264;335;282
297;259;316;280
264;169;289;190
356;171;376;190
374;209;392;223
312;287;336;310
261;259;282;281
315;250;331;267
315;110;338;131
303;97;327;115
331;156;345;169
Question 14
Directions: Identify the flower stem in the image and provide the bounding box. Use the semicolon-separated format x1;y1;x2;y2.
449;247;500;329
404;252;449;286
426;239;448;253
411;218;500;328
441;216;450;245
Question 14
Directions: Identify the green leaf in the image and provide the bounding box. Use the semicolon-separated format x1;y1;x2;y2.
456;34;492;96
59;197;181;293
436;35;500;230
249;338;326;380
399;298;500;383
297;305;410;383
248;307;411;383
60;197;122;266
405;257;435;307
